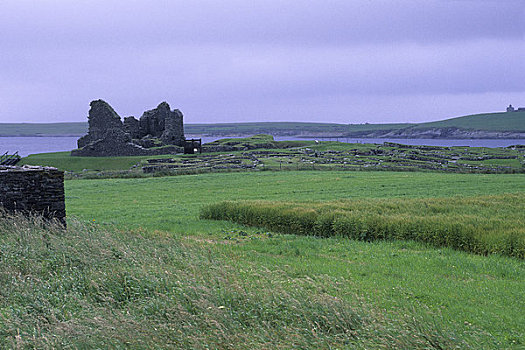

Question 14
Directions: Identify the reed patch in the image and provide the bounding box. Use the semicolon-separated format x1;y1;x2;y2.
200;194;525;259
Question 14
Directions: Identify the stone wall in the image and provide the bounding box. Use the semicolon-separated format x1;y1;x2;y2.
0;165;66;225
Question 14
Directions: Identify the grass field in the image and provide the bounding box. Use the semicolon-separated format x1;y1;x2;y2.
61;171;525;347
65;171;525;232
0;212;479;349
2;171;524;348
21;151;156;173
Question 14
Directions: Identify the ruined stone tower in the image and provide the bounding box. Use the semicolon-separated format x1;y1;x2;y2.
72;100;186;157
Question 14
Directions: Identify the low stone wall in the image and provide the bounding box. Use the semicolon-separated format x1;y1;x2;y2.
71;136;184;157
0;165;66;225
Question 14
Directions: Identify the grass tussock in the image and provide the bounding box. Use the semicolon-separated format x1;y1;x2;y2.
0;212;476;349
200;194;525;259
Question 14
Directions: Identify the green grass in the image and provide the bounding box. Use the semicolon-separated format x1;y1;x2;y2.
201;194;525;258
61;171;525;347
20;151;169;173
1;212;479;349
2;170;525;347
204;133;305;149
64;171;525;233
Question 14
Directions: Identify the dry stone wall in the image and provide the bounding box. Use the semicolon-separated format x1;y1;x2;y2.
0;165;66;225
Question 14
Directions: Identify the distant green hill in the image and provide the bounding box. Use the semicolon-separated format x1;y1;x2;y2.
1;121;410;137
185;122;350;135
416;111;525;132
0;122;87;136
1;110;524;137
185;122;412;136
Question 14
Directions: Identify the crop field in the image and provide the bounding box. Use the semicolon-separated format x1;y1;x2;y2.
2;170;525;348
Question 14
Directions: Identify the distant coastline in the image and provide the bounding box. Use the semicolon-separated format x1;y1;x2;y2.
1;110;524;139
2;136;523;159
0;134;84;137
2;133;523;140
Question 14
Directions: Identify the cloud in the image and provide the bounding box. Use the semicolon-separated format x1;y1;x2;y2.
1;0;523;48
0;0;523;123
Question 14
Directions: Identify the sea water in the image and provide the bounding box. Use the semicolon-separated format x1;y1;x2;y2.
1;136;523;158
0;137;80;157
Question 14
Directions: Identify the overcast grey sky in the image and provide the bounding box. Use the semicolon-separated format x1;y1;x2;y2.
1;0;524;124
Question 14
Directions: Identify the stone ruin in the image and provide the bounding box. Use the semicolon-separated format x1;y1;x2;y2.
0;165;66;226
72;100;185;157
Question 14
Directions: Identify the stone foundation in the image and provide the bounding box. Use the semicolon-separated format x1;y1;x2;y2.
0;165;66;225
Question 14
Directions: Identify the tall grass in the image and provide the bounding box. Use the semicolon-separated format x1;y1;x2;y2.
0;211;472;348
200;194;525;259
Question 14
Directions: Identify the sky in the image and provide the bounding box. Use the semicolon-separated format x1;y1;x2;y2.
0;0;524;124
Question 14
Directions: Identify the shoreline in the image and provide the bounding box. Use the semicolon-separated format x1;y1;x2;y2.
2;133;524;141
